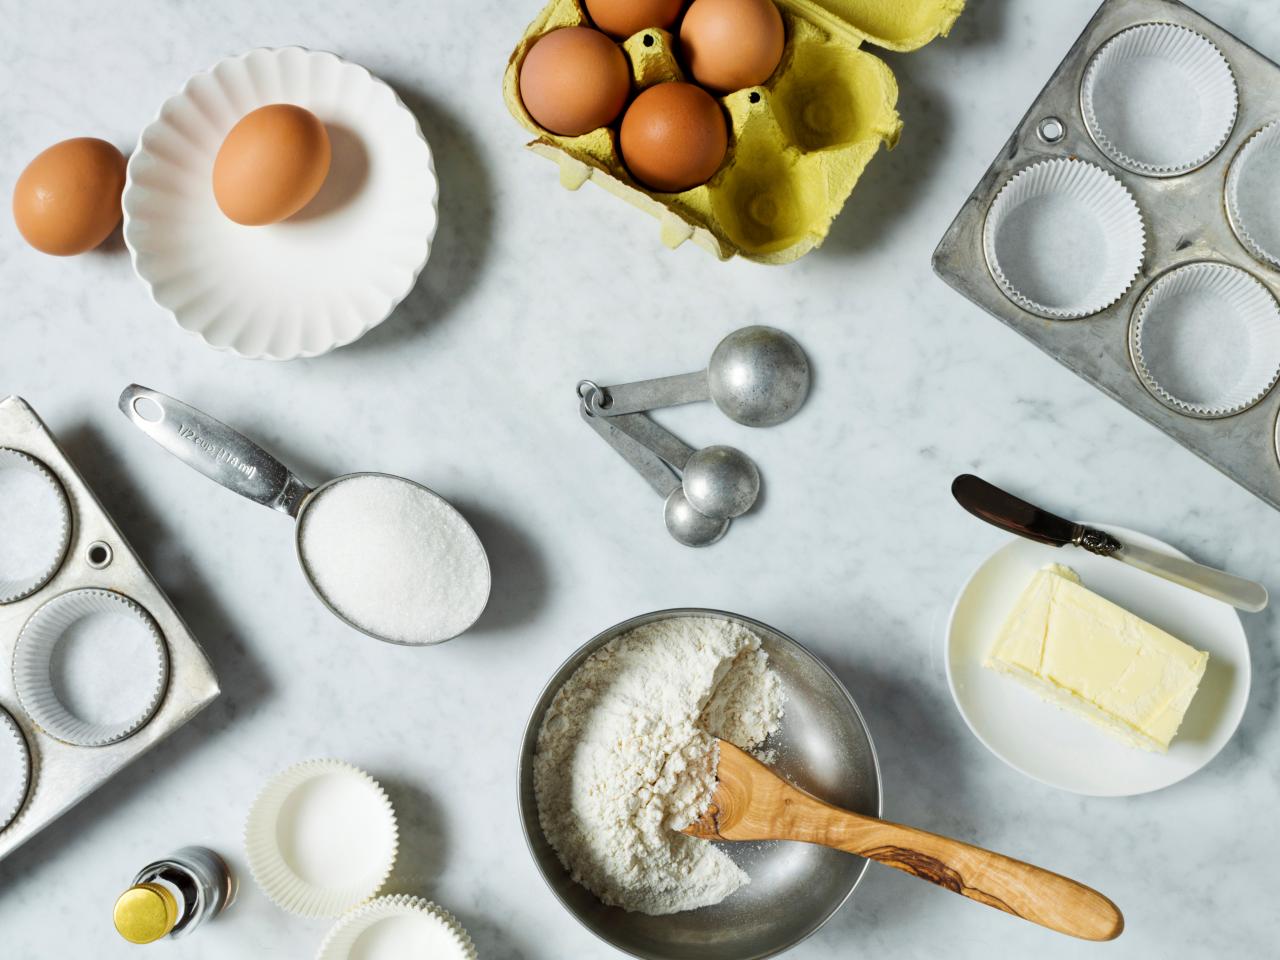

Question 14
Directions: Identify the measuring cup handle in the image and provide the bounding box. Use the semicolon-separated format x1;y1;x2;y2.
118;385;312;517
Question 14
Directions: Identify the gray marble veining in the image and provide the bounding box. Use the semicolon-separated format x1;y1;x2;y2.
0;1;1276;957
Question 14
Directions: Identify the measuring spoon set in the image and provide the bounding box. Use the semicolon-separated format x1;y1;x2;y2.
579;326;810;547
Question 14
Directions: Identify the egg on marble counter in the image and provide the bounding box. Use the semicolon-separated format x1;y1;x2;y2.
585;0;686;38
620;81;728;192
12;137;126;255
519;26;632;137
680;0;785;93
212;104;331;226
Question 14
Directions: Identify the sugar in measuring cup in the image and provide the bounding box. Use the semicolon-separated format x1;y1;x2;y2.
118;385;490;646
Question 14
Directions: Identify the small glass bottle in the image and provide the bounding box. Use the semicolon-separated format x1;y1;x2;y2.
113;846;234;945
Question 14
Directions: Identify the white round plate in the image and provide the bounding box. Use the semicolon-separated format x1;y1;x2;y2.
123;47;438;360
946;525;1250;796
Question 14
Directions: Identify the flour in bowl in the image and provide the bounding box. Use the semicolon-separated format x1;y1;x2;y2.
533;616;785;915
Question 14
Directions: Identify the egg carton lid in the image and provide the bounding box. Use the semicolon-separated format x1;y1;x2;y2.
777;0;966;52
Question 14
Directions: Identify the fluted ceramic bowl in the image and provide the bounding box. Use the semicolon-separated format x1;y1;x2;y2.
123;47;438;359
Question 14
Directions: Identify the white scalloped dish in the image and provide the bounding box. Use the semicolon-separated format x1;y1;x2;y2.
123;48;438;360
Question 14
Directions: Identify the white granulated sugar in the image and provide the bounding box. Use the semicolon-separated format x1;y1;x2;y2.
299;476;490;644
534;617;786;915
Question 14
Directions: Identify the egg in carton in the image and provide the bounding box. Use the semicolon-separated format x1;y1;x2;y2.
504;0;964;264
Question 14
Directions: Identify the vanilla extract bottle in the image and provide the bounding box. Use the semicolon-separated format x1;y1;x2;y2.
113;846;234;944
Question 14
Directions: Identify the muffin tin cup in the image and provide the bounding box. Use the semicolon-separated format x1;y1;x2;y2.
1129;261;1280;419
983;158;1146;320
0;449;72;605
1226;121;1280;269
316;895;477;960
12;589;169;748
0;706;32;831
244;759;398;919
1081;21;1237;177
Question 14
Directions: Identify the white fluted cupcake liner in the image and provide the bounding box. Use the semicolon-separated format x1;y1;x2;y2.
1081;22;1237;176
316;895;477;960
12;589;169;747
983;158;1145;319
0;449;71;604
245;759;398;918
0;706;32;831
1226;121;1280;269
1130;261;1280;418
123;47;438;360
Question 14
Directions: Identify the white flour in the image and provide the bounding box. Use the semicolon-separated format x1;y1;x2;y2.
534;617;785;915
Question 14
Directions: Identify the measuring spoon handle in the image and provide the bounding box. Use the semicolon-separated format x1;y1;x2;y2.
118;384;312;517
580;403;679;499
585;370;709;417
605;412;697;471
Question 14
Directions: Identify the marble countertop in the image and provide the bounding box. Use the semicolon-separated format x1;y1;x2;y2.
0;1;1276;957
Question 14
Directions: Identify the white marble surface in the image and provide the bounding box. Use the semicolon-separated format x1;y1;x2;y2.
0;1;1277;957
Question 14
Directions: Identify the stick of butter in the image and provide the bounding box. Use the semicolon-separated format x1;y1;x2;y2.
986;564;1208;752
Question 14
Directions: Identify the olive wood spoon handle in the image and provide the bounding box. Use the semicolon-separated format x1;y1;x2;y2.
683;741;1123;942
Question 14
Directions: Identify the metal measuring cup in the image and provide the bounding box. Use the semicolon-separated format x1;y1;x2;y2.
118;385;491;646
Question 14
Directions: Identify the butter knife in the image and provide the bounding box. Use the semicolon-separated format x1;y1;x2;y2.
952;474;1268;612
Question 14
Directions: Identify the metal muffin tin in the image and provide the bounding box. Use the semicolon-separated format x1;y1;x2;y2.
0;396;218;861
933;0;1280;510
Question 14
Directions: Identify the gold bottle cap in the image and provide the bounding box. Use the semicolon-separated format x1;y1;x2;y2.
114;883;179;944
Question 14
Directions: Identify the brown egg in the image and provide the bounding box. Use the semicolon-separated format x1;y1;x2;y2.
680;0;785;93
585;0;685;38
213;104;331;226
519;27;631;137
620;82;728;192
12;138;126;256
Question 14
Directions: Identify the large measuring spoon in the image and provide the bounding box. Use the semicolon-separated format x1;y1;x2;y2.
579;404;728;547
582;325;810;427
602;408;760;520
118;385;491;646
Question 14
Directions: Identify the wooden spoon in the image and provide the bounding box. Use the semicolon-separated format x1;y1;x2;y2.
682;740;1123;942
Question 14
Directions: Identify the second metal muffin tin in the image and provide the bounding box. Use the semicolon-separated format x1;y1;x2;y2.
0;396;219;863
933;0;1280;510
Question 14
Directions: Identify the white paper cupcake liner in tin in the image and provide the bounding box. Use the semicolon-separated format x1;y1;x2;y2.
983;158;1146;320
0;706;32;832
1226;121;1280;270
1081;22;1237;177
0;448;72;605
316;895;477;960
12;589;170;747
245;759;398;918
1129;261;1280;418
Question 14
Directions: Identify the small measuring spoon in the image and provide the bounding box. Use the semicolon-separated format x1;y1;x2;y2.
118;385;491;646
603;409;760;520
579;404;728;547
581;325;810;427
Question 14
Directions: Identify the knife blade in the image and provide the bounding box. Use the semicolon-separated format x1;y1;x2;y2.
952;474;1268;612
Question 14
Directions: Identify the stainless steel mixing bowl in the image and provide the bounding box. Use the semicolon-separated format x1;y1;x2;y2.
517;608;882;960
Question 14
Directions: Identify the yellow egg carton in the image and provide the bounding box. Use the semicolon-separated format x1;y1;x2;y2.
504;0;964;264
